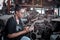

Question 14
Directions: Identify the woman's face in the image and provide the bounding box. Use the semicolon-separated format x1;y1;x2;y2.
17;11;24;18
16;8;26;18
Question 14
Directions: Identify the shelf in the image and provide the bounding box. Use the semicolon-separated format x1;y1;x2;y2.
20;5;42;7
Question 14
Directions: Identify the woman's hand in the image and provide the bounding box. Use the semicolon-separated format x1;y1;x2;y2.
24;26;30;33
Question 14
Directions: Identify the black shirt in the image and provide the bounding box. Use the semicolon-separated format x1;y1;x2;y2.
4;17;28;40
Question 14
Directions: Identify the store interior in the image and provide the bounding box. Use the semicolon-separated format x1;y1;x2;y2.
0;0;60;40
